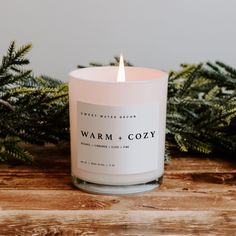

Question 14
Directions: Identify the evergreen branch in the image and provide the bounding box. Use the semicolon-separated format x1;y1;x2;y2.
0;137;34;164
167;61;236;155
177;64;203;97
215;61;236;77
13;43;32;61
1;41;236;165
0;41;69;164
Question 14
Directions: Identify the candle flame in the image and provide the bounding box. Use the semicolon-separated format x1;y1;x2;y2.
117;54;125;82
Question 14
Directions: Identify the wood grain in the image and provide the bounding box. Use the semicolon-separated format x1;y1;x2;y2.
0;188;236;211
0;144;236;235
0;210;236;235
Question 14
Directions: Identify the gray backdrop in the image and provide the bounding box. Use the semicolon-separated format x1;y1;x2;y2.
1;0;236;81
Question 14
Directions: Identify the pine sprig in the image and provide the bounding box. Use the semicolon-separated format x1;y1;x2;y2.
78;58;236;156
1;42;236;165
0;42;69;164
0;137;34;164
168;62;236;155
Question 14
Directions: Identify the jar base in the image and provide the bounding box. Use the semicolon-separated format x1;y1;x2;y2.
72;175;163;195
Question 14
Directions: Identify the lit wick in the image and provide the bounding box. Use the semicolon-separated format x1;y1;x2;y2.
117;54;126;82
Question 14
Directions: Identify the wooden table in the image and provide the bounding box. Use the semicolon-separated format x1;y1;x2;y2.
0;145;236;235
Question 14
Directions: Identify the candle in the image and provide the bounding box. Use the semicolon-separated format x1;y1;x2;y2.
69;56;168;194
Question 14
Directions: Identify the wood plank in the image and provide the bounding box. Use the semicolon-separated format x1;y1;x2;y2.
0;174;72;190
1;159;236;173
1;145;236;174
0;210;236;235
1;145;236;190
167;156;236;173
0;172;236;191
0;146;235;174
0;145;235;234
0;189;236;211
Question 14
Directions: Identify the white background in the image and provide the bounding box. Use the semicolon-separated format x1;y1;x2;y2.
1;0;236;81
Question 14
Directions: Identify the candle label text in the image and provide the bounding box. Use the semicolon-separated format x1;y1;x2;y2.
76;101;161;175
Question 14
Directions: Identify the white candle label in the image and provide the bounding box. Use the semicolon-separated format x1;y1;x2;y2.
77;101;159;175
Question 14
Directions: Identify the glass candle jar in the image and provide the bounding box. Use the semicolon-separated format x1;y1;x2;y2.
69;66;168;194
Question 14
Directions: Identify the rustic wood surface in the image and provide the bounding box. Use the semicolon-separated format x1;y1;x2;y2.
0;144;236;235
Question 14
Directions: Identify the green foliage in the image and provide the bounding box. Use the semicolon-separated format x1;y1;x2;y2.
0;41;69;164
1;41;235;165
80;58;236;156
167;62;236;155
77;56;133;68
